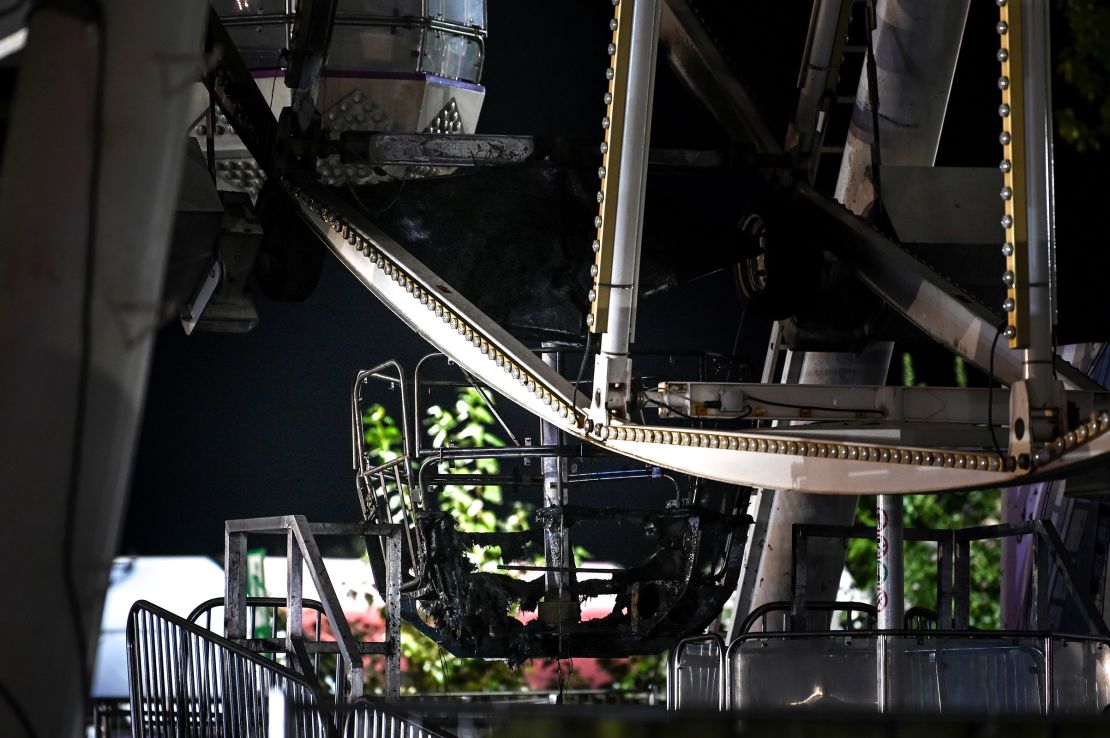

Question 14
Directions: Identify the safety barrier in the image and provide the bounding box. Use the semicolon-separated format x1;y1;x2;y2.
127;599;329;737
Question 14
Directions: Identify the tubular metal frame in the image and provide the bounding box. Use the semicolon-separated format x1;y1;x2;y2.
666;633;726;711
126;600;329;737
789;520;1107;636
224;516;404;705
187;596;332;680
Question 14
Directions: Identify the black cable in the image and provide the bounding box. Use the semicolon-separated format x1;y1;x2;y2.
741;393;886;417
437;646;449;696
642;397;753;423
641;397;700;420
987;324;1006;460
572;330;593;424
62;0;105;720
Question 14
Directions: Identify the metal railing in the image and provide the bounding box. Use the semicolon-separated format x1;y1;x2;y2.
127;599;330;737
737;600;877;634
904;606;938;630
790;520;1108;635
667;602;878;710
724;630;1110;715
90;698;132;738
667;634;725;711
342;698;454;738
188;597;341;688
224;517;403;702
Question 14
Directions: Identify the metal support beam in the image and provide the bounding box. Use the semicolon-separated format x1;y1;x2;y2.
384;523;402;702
796;182;1100;392
954;539;971;629
659;0;783;155
1006;0;1066;455
590;0;661;419
645;382;1104;424
223;517;404;703
0;3;208;735
788;0;854;175
204;9;279;176
539;347;575;627
285;0;339;130
834;0;971;213
225;527;249;641
936;534;954;629
876;495;904;629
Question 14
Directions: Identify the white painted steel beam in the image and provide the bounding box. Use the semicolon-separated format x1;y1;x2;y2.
291;176;1046;496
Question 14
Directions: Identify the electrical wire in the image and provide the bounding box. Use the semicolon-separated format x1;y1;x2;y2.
987;324;1006;460
642;396;753;422
572;330;593;423
741;393;886;417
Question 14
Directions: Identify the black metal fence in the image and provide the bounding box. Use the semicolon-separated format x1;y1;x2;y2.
127;599;330;737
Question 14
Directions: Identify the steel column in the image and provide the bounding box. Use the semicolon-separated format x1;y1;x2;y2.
876;494;904;629
591;0;661;419
540;347;571;595
788;0;854;172
0;3;208;735
384;526;402;702
1017;0;1057;402
835;0;972;212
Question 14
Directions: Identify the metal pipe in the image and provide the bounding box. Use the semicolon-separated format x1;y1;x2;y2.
604;0;658;352
0;3;208;734
788;0;853;169
591;0;661;418
1018;0;1056;401
876;494;904;629
835;0;972;213
540;346;570;594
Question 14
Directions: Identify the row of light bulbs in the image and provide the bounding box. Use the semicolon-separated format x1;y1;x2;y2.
997;0;1019;341
587;0;625;330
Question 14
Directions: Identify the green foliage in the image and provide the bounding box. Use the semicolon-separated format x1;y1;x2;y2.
593;653;668;692
425;387;529;570
1056;0;1110;151
844;351;1002;628
399;624;524;693
954;356;968;389
359;388;663;695
362;403;402;464
901;352;916;388
846;492;1002;628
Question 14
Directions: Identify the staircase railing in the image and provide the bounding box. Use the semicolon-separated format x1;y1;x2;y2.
127;599;329;737
341;698;454;738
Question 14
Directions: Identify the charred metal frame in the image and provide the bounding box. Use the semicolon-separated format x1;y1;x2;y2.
350;355;752;659
203;11;279;176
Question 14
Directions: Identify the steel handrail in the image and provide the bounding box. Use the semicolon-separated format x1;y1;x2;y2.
126;599;328;737
738;599;877;635
342;696;456;738
667;633;725;711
